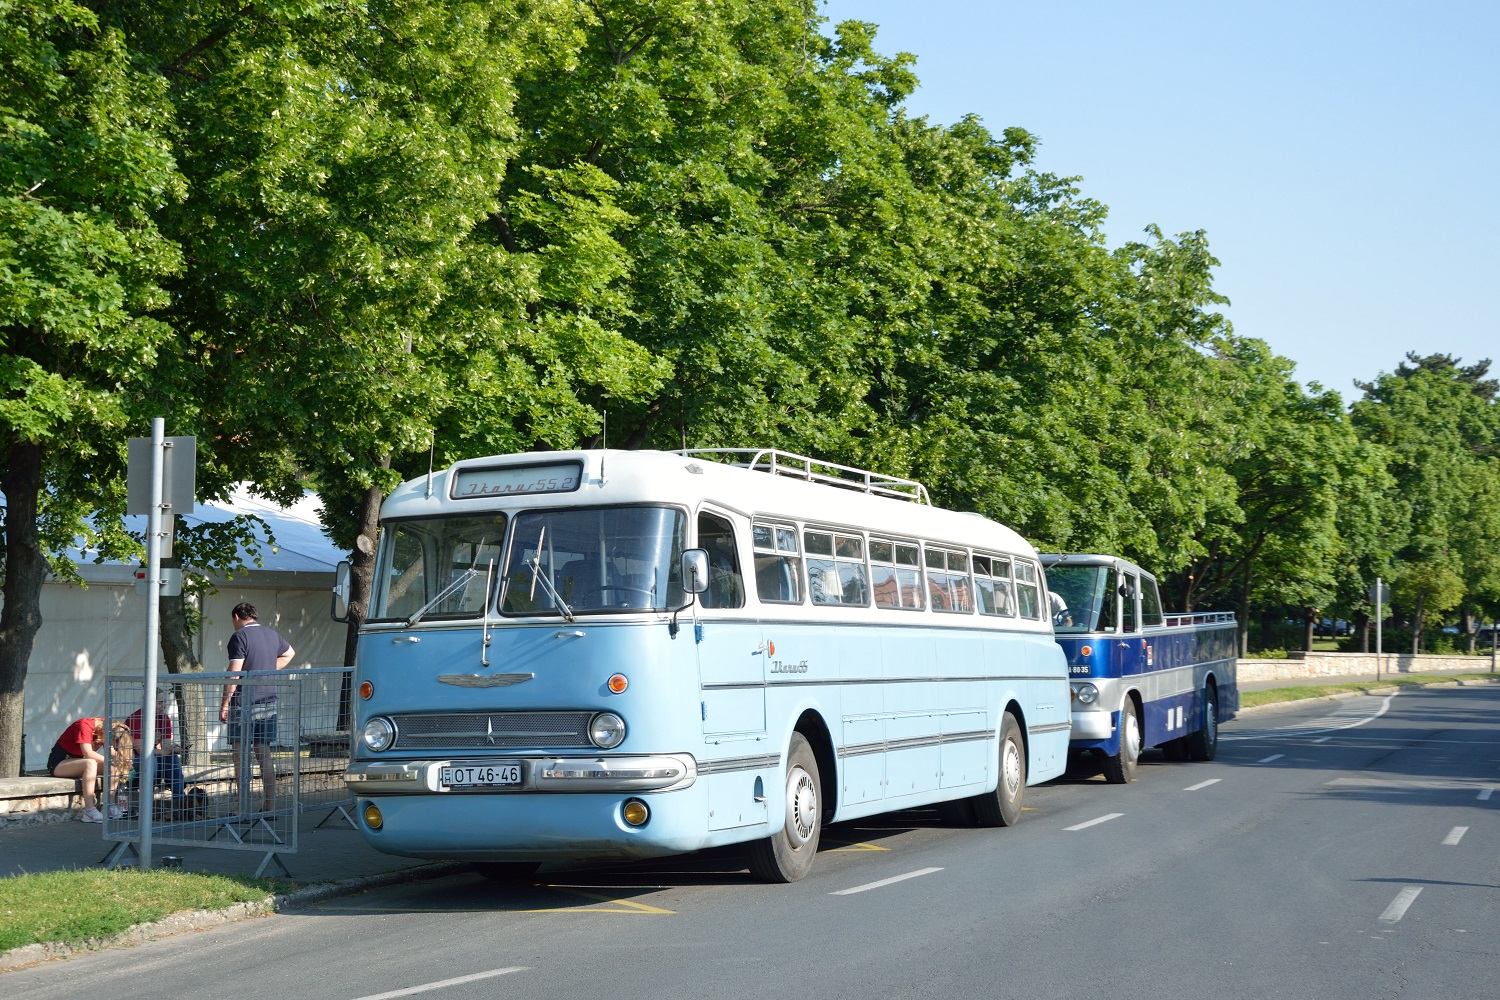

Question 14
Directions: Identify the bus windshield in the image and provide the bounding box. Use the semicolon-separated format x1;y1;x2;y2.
501;506;687;615
372;514;507;623
1044;564;1117;633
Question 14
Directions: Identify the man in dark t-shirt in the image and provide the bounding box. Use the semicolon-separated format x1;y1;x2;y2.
219;602;295;813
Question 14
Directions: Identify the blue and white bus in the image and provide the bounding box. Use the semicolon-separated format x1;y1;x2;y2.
342;449;1071;881
1040;554;1238;783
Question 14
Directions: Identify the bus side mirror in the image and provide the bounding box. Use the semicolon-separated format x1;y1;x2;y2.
332;560;351;622
681;549;709;595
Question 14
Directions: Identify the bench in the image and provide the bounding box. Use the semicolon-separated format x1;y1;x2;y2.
0;774;91;828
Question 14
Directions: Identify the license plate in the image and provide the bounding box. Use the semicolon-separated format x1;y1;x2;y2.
441;763;522;788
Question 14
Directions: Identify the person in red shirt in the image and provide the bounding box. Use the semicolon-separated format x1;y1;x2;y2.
126;703;187;802
48;717;125;823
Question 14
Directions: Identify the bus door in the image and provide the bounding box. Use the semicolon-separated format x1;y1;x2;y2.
695;510;765;736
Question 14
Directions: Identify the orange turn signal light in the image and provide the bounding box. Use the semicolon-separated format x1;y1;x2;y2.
359;681;374;700
607;674;629;694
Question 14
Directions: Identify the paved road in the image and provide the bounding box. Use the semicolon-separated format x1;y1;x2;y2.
8;685;1498;999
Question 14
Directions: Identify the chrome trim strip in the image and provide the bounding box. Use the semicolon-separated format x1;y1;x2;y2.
838;729;996;759
345;753;698;794
703;673;1063;691
697;753;782;775
1028;721;1072;735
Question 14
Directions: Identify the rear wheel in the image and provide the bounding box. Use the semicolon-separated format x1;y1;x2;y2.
972;712;1026;827
746;733;821;882
1101;699;1140;784
1186;685;1219;761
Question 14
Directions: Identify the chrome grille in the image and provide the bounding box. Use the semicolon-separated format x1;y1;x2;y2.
391;712;595;750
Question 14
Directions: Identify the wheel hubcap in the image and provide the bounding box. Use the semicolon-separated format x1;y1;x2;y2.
1124;710;1141;762
787;766;816;845
1002;739;1022;797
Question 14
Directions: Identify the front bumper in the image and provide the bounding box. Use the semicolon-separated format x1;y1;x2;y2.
345;753;698;795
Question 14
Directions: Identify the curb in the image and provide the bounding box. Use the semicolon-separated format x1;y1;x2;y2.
1236;675;1500;714
0;861;470;974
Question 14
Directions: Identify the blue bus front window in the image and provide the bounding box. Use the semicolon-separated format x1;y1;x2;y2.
501;506;686;615
1045;564;1116;633
372;515;507;622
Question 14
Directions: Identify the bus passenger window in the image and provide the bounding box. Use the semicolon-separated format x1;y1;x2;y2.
752;521;802;604
1015;560;1042;620
926;546;971;614
698;512;744;609
871;538;923;610
983;557;1017;617
1123;574;1139;633
805;529;869;606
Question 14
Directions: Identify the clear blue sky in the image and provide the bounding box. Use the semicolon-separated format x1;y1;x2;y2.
819;0;1499;402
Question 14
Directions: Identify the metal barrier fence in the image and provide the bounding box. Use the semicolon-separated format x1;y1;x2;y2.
103;668;354;876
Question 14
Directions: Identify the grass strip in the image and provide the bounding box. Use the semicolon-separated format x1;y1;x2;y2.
0;868;294;953
1240;673;1498;709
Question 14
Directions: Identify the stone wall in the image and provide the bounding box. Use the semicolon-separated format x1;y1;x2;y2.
0;777;84;828
1237;650;1498;685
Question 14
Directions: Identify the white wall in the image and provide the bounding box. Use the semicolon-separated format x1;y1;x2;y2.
20;576;344;770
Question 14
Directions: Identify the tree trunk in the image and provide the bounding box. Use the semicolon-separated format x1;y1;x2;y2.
0;442;49;777
1237;563;1253;657
1461;606;1476;654
338;478;386;729
1411;592;1426;655
1302;607;1316;652
1355;611;1370;653
158;556;211;776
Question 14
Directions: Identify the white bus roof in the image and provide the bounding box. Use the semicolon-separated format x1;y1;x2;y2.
383;449;1037;557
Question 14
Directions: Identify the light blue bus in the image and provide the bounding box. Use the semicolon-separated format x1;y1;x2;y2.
1041;554;1238;783
342;449;1071;881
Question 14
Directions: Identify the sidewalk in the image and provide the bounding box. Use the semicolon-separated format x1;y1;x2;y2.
0;808;431;885
1237;665;1497;693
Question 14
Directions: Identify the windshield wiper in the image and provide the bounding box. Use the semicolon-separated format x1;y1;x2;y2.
526;526;575;622
405;567;479;628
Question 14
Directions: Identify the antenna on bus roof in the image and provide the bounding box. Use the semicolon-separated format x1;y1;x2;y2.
425;431;435;497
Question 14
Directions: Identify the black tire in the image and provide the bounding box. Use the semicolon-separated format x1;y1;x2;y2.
474;861;540;883
937;798;977;826
1186;685;1219;761
1101;698;1141;784
746;733;822;882
972;712;1026;827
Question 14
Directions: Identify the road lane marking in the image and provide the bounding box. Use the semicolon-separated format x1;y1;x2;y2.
1184;779;1221;791
832;867;943;895
1379;887;1422;923
1481;788;1495;801
1222;693;1397;742
822;839;890;852
1258;754;1284;763
1312;737;1332;744
1443;826;1469;845
1064;813;1123;831
351;967;526;999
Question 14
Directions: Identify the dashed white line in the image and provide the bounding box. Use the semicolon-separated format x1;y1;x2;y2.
1184;779;1221;791
1312;736;1332;744
351;967;527;1000
832;867;943;895
1064;813;1123;832
1481;788;1495;801
1443;826;1469;846
1258;754;1285;764
1379;887;1422;923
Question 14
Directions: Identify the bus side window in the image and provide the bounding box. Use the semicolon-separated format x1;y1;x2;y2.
1014;560;1042;620
1141;578;1164;627
698;511;745;609
872;538;923;610
1123;574;1139;633
752;521;802;604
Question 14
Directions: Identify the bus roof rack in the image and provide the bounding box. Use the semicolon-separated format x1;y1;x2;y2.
676;449;931;505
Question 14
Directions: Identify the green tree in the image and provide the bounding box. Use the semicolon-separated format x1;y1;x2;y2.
0;0;184;777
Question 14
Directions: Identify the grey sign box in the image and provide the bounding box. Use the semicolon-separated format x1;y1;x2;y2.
127;436;197;515
1368;581;1391;604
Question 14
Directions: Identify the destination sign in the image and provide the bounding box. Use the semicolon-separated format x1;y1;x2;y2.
451;462;583;500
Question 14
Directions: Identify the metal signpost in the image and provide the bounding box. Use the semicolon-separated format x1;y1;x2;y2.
1370;578;1389;683
126;420;195;869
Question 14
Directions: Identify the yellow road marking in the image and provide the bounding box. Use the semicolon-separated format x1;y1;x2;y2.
823;840;889;852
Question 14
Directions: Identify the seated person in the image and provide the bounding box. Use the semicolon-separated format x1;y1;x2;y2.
48;716;125;822
126;703;187;810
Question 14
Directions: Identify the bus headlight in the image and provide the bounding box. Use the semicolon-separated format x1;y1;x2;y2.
1073;683;1099;705
588;712;626;749
363;716;397;752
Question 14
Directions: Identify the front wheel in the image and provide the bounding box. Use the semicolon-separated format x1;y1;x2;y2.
1186;686;1219;761
971;712;1026;827
746;733;822;882
1101;699;1140;784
